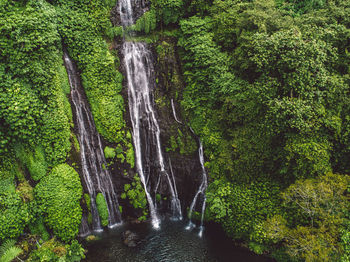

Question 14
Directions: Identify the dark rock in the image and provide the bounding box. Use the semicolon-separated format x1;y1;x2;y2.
122;230;140;247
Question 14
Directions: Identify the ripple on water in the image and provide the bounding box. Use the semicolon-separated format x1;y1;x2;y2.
83;220;274;262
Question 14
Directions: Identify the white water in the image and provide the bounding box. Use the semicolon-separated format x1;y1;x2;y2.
118;0;134;26
186;138;208;237
64;53;122;234
120;0;182;227
123;42;182;227
171;99;182;124
169;158;183;220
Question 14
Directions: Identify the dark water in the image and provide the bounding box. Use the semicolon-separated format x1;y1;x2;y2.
83;220;274;262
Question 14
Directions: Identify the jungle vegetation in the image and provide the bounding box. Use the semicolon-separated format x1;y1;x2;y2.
0;0;349;261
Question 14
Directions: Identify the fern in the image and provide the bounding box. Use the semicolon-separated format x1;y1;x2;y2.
0;240;22;262
0;240;16;257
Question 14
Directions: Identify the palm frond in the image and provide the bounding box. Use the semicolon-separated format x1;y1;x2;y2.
0;246;22;262
0;240;16;258
0;240;22;262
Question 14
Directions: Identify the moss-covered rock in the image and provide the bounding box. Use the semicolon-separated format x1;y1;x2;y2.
96;193;109;227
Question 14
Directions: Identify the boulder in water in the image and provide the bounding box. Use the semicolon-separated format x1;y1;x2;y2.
122;230;140;247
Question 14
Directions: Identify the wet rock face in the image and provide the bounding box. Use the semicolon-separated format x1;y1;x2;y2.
109;0;206;219
151;37;204;211
113;36;204;219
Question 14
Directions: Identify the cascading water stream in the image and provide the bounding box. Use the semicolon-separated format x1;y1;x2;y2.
119;0;182;227
64;53;122;234
123;42;182;228
171;99;208;236
171;99;182;124
119;0;134;26
186;129;208;237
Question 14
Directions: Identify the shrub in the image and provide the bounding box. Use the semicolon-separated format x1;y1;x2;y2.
35;164;83;242
0;191;30;241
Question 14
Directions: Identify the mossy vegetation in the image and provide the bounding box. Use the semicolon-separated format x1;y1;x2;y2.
104;146;116;159
121;176;148;221
0;0;127;258
0;0;350;261
96;193;109;227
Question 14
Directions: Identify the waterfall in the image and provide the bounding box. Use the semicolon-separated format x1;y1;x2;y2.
186;131;208;237
169;158;182;220
123;42;182;227
172;102;208;235
120;0;182;228
171;99;182;124
63;53;122;233
118;0;134;26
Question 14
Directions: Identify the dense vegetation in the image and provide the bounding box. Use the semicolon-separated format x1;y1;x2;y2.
0;0;124;260
173;0;350;261
0;0;349;261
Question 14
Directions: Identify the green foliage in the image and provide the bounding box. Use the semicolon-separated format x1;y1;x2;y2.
65;240;85;262
29;217;50;242
84;194;91;212
104;146;116;159
276;0;326;14
0;190;30;242
341;223;350;262
28;238;85;262
282;173;349;227
207;179;280;240
125;142;135;168
58;3;126;144
178;5;350;259
0;0;72;165
96;193;109;227
121;176;148;221
15;145;48;181
166;129;196;155
264;173;349;261
151;0;184;26
35;164;82;242
0;239;22;262
129;9;157;34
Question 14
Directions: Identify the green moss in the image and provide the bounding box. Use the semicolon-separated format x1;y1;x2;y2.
84;193;91;211
71;133;80;152
96;193;109;227
16;181;34;203
121;176;148;221
126;142;135;168
15;144;48;181
104;146;116;159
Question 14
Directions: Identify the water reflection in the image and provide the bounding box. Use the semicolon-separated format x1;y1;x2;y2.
83;220;274;262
